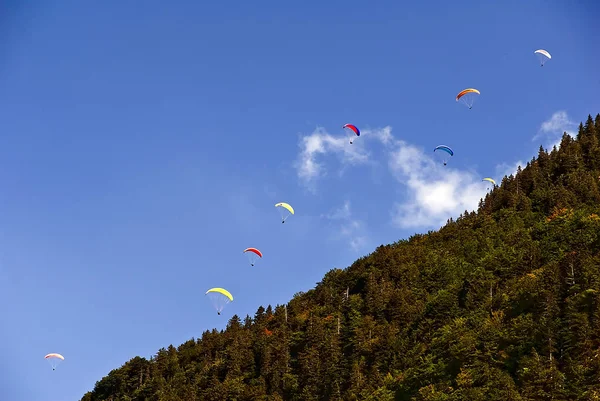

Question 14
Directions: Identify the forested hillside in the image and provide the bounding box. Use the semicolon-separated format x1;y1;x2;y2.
82;114;600;400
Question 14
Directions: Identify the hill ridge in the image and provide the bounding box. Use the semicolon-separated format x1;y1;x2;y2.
82;113;600;401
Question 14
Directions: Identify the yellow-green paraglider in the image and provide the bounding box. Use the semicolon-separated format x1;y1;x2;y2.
205;288;233;315
275;202;294;223
482;177;496;190
44;353;64;371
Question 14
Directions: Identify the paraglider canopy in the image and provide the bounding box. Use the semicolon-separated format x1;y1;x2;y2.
275;202;294;223
534;49;551;66
456;88;480;109
342;124;360;144
243;247;263;266
482;177;496;186
205;288;234;315
44;353;64;371
434;145;454;166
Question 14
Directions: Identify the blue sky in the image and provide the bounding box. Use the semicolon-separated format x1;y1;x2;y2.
0;1;598;399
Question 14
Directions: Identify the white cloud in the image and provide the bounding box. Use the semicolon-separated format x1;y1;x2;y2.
388;141;488;229
349;236;367;252
362;126;394;146
322;200;352;220
495;160;524;181
294;127;370;190
539;111;574;134
297;114;580;233
322;200;367;251
294;126;394;191
533;111;577;150
495;111;577;184
297;125;490;230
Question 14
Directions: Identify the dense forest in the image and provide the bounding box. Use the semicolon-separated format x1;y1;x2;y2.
82;114;600;401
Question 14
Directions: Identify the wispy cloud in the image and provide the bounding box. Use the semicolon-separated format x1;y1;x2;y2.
539;111;574;134
297;125;489;229
496;111;577;181
322;200;352;220
294;126;394;192
296;112;579;232
495;160;524;181
362;126;394;146
322;200;367;251
533;111;577;150
388;142;488;229
294;127;370;192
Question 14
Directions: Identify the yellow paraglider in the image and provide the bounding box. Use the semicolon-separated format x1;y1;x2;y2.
456;88;481;109
275;202;294;223
205;288;234;315
482;178;496;186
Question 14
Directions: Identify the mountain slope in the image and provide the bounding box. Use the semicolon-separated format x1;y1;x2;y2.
81;114;600;401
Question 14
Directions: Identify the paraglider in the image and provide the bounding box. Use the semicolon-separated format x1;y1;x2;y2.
534;49;551;66
243;247;262;266
44;353;64;371
482;177;496;190
342;124;360;144
275;202;294;223
434;145;454;166
205;288;233;315
456;88;480;109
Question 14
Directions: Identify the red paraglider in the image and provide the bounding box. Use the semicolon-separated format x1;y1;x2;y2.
342;124;360;144
243;248;263;266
